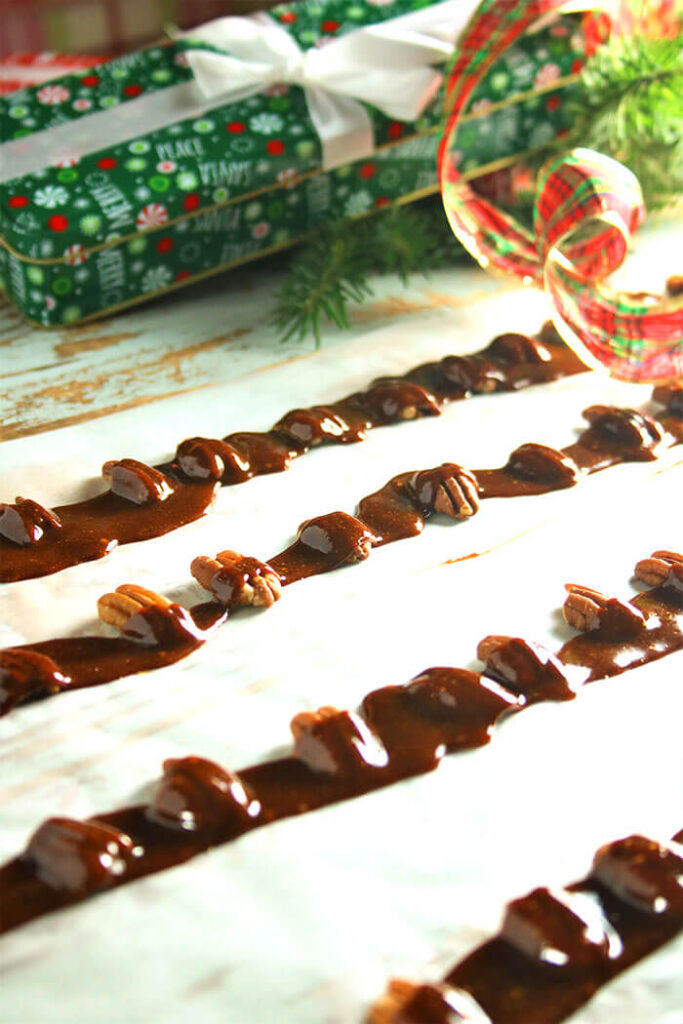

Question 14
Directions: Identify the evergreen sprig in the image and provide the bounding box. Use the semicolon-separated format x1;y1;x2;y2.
569;31;683;209
273;28;683;345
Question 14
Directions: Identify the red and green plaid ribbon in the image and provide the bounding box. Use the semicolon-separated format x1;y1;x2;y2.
438;0;683;382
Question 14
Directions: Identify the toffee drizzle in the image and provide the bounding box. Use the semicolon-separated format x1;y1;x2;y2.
371;829;683;1024
1;550;682;935
1;391;681;717
0;325;586;583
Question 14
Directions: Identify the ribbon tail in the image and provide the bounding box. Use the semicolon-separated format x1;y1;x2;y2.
304;87;374;171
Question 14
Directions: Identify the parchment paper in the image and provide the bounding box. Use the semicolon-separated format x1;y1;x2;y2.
1;282;682;1024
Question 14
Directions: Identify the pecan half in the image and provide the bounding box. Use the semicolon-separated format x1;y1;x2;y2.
23;817;136;894
273;406;356;446
652;385;683;419
97;584;173;629
477;635;576;702
592;834;683;916
0;649;70;714
408;463;480;519
175;436;250;483
191;551;281;607
563;584;645;638
370;980;491;1024
634;550;683;594
363;379;441;422
485;332;550;366
505;443;580;487
0;497;61;546
296;512;376;566
102;458;173;504
580;406;666;460
149;756;261;835
439;353;506;394
500;887;615;969
291;706;388;776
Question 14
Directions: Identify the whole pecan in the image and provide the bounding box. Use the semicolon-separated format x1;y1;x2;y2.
149;756;260;835
23;817;137;894
634;550;683;594
408;463;480;519
563;584;646;638
0;497;61;546
98;583;173;628
505;443;580;487
273;406;355;446
477;635;576;702
485;332;550;366
191;551;281;607
0;649;70;715
102;458;172;504
580;406;666;460
97;584;200;647
439;353;506;394
175;436;250;482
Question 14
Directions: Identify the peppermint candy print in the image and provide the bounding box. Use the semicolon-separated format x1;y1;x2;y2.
136;203;168;231
33;185;69;209
36;84;70;105
63;244;87;266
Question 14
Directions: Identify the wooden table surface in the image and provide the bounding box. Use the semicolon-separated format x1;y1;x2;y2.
1;211;680;443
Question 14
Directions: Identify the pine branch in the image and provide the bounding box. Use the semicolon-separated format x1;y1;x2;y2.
569;31;683;208
272;199;468;346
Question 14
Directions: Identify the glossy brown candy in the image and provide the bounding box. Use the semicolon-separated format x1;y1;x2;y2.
0;648;70;714
374;829;683;1024
476;637;578;702
272;512;378;584
1;323;585;582
23;818;137;894
291;708;389;777
591;835;683;916
149;757;262;837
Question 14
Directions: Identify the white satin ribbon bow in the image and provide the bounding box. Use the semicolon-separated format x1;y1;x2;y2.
1;1;474;183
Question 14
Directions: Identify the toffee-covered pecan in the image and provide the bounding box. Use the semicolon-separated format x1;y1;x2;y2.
580;406;666;460
505;443;580;487
477;636;576;702
98;584;201;647
191;551;281;607
563;584;646;638
0;648;70;714
485;332;551;366
175;436;250;482
23;817;137;894
592;834;683;917
150;756;261;835
291;706;388;776
102;458;173;504
634;550;683;597
652;385;683;419
363;379;441;422
296;512;376;567
439;354;506;395
408;464;480;519
273;406;357;446
0;497;61;546
500;887;619;969
370;979;490;1024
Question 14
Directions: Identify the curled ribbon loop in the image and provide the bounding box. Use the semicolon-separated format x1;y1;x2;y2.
438;0;683;382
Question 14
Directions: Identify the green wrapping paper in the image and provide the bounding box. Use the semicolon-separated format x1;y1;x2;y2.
0;0;598;327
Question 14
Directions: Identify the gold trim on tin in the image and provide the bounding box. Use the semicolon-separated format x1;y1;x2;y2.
5;148;543;330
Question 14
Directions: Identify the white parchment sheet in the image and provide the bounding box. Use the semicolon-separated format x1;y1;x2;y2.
1;287;682;1024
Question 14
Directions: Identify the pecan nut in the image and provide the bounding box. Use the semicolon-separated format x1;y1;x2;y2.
273;406;357;446
477;635;576;702
505;443;580;487
102;458;173;504
651;385;683;419
23;817;136;894
149;756;261;835
175;436;251;483
580;406;666;460
0;648;70;714
563;584;645;637
191;551;281;608
370;980;491;1024
634;549;683;595
592;834;683;916
408;463;480;519
485;331;550;366
291;706;388;776
97;584;172;629
439;353;506;394
363;379;441;422
296;512;376;567
500;887;616;968
0;497;61;546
